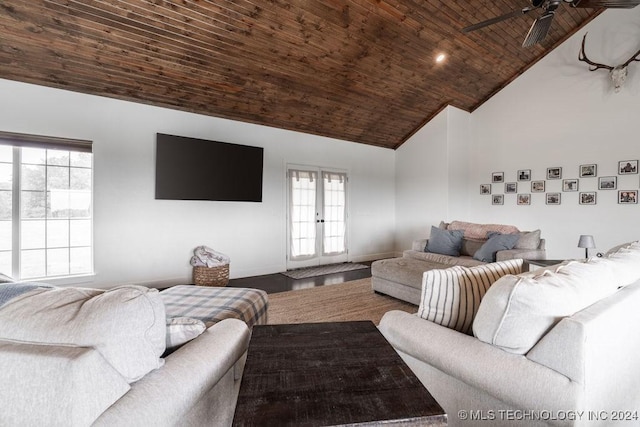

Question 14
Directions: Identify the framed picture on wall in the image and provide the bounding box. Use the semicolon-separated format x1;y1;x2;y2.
505;182;517;193
579;164;597;177
480;184;492;195
517;194;531;205
492;172;504;183
517;169;531;181
547;167;562;179
563;179;579;192
546;193;561;205
618;160;638;175
579;192;597;205
618;190;638;204
492;195;504;205
531;180;545;192
598;176;617;190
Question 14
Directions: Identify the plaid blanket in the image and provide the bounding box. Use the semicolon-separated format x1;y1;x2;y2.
160;285;268;328
0;283;54;308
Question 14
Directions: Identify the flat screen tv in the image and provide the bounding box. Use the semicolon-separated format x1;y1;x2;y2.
155;133;263;202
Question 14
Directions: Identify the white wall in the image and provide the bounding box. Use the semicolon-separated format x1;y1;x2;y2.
0;79;396;288
396;9;640;259
395;106;472;250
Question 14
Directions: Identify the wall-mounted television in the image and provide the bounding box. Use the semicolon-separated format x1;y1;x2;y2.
155;133;263;202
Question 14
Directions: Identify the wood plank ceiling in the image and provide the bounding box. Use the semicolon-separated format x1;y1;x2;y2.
0;1;599;149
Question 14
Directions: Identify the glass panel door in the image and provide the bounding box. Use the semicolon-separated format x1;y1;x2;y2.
287;167;348;270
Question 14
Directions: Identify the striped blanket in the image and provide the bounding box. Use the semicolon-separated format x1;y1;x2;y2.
160;285;268;328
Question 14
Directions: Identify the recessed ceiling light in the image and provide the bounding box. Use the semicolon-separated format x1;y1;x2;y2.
435;53;446;63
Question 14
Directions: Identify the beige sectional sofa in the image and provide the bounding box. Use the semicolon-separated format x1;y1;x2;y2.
0;283;267;426
379;241;640;427
372;221;546;304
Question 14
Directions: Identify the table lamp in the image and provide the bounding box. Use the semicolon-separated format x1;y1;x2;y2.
578;235;596;258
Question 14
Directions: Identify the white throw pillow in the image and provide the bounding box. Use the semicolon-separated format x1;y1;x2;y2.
166;317;206;351
473;260;620;354
417;259;524;334
0;285;166;383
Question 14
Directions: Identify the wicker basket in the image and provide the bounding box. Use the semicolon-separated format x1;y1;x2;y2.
193;264;229;287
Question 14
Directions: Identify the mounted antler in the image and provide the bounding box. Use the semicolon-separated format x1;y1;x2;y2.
579;33;640;92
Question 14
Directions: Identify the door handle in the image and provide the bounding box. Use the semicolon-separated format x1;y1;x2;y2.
316;220;325;223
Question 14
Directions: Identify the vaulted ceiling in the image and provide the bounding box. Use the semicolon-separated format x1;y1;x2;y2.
0;1;601;149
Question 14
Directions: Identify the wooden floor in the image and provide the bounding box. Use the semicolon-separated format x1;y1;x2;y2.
227;262;372;294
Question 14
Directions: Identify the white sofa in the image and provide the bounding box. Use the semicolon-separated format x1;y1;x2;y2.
0;284;259;426
379;242;640;426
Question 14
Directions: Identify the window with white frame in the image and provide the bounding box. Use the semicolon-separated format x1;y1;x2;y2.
0;132;93;280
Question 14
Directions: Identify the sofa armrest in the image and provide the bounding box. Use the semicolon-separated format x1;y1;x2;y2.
94;318;250;426
412;239;428;251
378;311;579;413
0;339;130;426
496;248;546;261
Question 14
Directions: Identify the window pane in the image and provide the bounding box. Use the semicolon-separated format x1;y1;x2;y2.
70;247;92;274
70;152;92;168
47;166;69;190
70;219;91;246
0;191;11;220
21;220;45;249
47;150;70;166
0;163;12;190
70;191;91;218
47;220;69;248
22;148;46;165
48;190;69;219
21;191;46;219
47;248;70;276
70;168;91;190
21;249;46;279
0;251;11;277
0;221;11;251
21;164;45;190
0;146;12;162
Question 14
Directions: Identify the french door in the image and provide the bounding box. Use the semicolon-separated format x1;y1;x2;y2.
287;166;348;269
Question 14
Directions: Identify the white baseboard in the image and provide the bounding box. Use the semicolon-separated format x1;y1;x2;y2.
349;252;397;263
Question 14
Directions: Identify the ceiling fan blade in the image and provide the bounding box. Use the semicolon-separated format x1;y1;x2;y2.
461;7;535;33
570;0;640;7
522;11;555;47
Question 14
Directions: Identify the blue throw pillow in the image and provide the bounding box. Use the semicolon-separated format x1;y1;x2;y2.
473;232;520;262
426;226;464;257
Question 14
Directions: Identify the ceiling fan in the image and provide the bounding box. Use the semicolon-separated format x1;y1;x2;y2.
462;0;640;48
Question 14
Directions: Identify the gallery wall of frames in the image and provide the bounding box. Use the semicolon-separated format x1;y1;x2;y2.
481;160;639;206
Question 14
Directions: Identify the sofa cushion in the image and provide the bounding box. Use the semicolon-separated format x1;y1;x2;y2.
515;229;541;250
0;273;14;283
473;260;621;354
426;226;464;257
448;221;520;240
0;285;166;383
460;238;485;257
602;241;640;287
418;259;524;334
473;232;520;262
165;317;206;352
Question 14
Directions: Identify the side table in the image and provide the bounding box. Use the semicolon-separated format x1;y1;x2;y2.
524;259;567;272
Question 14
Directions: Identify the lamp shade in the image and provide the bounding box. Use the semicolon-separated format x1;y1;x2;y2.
578;235;596;249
